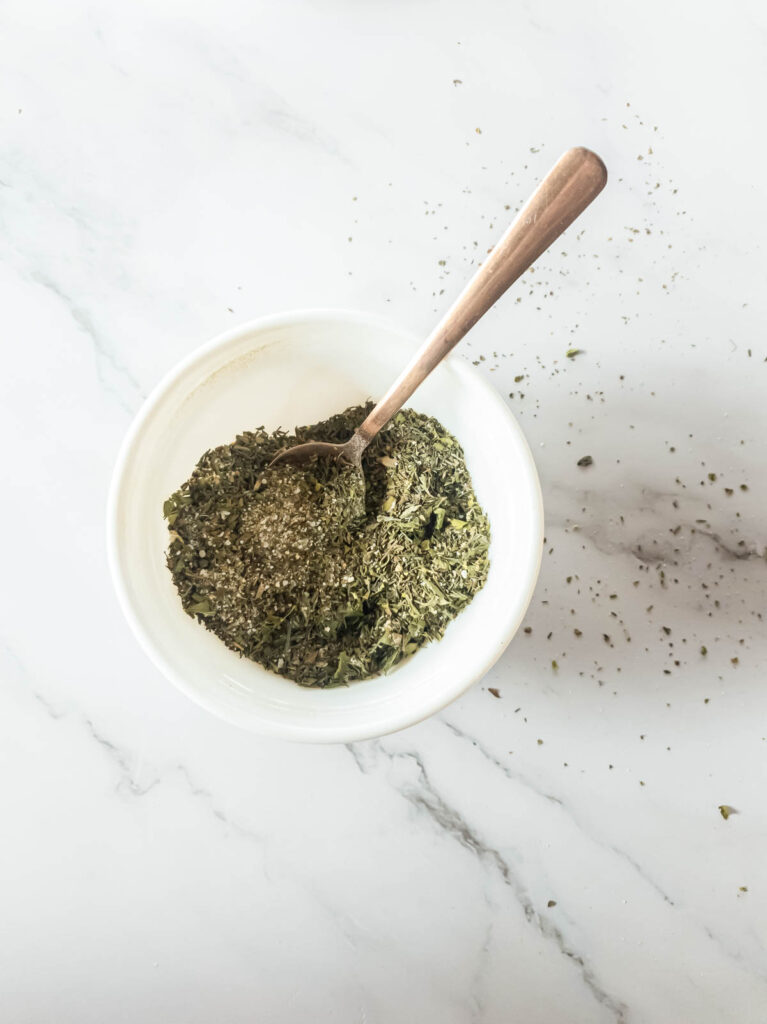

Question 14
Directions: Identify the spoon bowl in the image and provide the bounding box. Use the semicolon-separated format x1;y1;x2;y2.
270;432;368;469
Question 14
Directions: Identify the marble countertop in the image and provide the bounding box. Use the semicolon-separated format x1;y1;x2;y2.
2;1;766;1020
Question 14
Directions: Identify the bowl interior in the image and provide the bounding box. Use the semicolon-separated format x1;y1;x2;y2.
109;311;543;741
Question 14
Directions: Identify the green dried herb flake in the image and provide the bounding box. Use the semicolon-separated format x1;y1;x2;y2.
164;405;490;687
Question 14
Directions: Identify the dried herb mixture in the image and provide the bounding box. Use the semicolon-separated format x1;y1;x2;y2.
164;404;490;686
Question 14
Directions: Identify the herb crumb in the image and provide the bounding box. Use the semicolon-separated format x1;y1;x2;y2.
164;405;490;687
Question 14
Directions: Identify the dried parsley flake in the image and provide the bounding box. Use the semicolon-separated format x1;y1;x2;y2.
164;405;490;687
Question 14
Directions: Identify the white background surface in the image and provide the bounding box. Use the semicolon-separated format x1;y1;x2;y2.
2;1;766;1021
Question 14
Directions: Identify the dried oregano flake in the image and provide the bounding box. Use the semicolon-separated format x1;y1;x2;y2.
164;404;490;687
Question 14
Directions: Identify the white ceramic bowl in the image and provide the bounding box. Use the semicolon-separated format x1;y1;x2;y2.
108;310;543;742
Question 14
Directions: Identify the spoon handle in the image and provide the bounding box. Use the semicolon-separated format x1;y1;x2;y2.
357;146;607;443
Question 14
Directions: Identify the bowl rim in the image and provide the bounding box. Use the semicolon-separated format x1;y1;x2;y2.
107;307;544;741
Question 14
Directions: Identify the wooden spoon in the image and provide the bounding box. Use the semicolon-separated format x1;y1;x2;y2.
271;146;607;470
